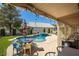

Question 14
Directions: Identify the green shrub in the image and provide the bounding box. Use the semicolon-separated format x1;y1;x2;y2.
43;28;45;33
48;28;50;33
12;29;16;35
0;29;5;36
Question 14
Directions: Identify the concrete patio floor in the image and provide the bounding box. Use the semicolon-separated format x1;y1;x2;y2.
6;34;58;56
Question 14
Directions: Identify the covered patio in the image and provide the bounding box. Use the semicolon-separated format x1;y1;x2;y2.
9;3;79;56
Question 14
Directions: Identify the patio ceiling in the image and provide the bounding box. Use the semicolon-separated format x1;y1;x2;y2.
12;3;79;26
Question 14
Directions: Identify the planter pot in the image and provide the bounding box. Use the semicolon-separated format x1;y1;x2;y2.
64;42;69;47
62;41;69;47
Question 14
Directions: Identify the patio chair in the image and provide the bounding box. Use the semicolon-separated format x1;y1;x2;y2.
45;52;56;56
23;43;32;55
57;46;64;53
13;40;22;55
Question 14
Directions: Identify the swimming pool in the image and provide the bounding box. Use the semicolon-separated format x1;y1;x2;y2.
16;33;49;42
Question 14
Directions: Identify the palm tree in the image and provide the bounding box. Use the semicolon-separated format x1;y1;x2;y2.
0;3;22;35
0;11;7;36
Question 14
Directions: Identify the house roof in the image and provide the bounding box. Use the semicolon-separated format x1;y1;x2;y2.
20;22;54;28
27;22;54;28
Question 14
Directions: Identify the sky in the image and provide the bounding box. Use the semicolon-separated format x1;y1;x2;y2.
17;7;57;25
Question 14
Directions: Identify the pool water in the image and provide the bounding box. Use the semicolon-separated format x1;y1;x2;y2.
17;33;49;42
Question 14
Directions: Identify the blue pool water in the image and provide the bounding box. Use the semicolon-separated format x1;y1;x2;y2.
16;33;49;42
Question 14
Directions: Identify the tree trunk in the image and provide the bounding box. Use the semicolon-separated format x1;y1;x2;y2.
9;23;12;35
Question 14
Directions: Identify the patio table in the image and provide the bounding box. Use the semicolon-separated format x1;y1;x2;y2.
58;47;79;56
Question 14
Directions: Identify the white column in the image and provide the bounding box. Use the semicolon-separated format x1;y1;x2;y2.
57;22;62;46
